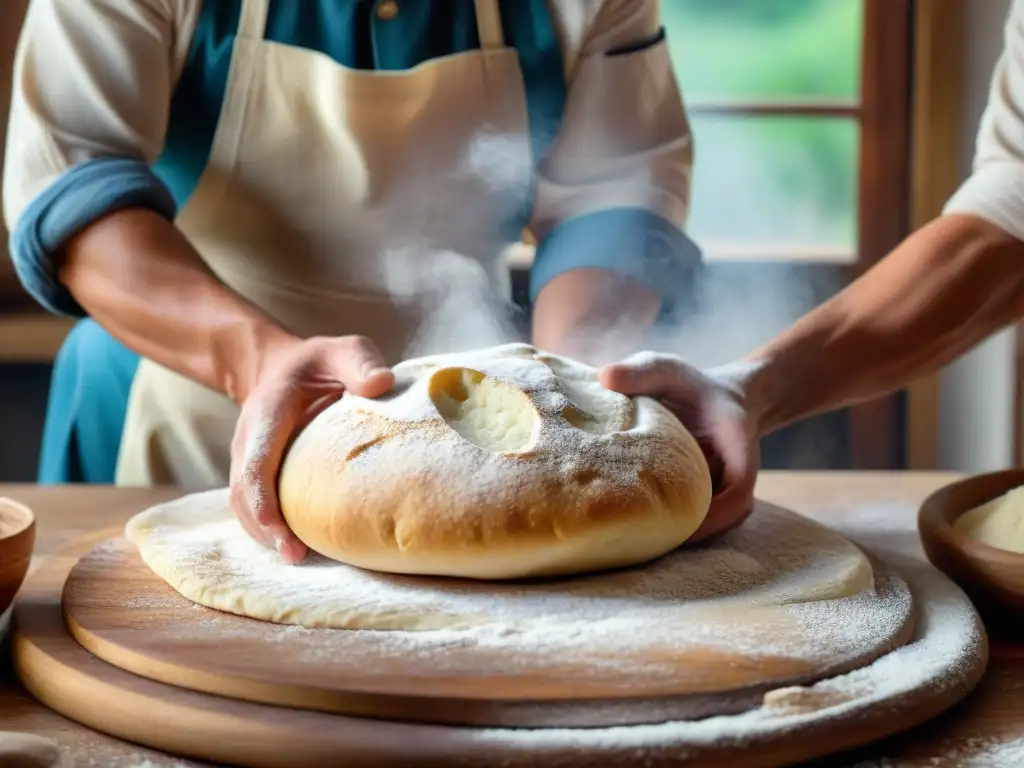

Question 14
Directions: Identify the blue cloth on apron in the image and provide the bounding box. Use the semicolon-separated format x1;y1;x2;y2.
33;0;695;482
39;320;140;483
35;0;568;484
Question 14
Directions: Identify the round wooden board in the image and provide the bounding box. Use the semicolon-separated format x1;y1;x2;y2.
12;528;988;768
62;502;915;727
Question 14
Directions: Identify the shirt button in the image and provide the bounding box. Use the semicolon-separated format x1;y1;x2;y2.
376;0;399;20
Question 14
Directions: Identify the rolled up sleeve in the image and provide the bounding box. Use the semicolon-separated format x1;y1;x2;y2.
528;0;699;304
943;0;1024;241
2;0;179;316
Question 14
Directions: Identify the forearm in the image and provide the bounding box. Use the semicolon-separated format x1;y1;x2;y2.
531;268;660;366
58;208;297;403
743;214;1024;436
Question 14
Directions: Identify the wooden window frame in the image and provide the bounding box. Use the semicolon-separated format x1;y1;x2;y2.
906;0;965;469
513;0;915;470
846;0;913;469
690;0;913;469
663;0;913;274
687;0;910;270
686;0;965;471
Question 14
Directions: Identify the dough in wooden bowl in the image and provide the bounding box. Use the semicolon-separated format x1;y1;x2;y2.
953;485;1024;553
277;343;712;580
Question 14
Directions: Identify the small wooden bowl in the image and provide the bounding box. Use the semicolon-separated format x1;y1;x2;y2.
0;497;35;615
919;469;1024;635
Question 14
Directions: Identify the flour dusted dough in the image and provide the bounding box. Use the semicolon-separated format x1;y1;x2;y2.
125;491;875;630
277;343;713;580
954;485;1024;553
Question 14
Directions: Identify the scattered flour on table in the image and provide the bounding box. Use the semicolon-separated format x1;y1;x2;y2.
428;554;982;765
403;501;980;763
29;726;201;768
86;496;986;764
74;759;193;768
852;736;1024;767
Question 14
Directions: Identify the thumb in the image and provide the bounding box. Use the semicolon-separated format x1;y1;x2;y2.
599;352;693;397
325;336;394;397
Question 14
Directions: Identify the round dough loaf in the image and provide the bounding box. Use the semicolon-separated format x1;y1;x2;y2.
278;343;712;580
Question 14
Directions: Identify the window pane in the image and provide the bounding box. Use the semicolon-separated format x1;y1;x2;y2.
687;116;858;255
665;0;863;101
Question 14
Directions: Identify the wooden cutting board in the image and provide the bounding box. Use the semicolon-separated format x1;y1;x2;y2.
12;525;988;768
59;501;914;728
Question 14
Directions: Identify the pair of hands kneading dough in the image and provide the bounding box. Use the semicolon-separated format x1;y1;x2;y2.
273;344;717;580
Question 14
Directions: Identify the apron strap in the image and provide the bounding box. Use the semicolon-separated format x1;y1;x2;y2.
474;0;505;50
237;0;271;40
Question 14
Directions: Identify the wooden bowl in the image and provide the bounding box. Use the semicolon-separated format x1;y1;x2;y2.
919;469;1024;635
0;497;35;615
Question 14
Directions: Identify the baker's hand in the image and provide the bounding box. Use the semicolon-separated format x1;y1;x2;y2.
229;335;395;564
599;353;760;542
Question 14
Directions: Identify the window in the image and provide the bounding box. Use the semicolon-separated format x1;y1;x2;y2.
668;0;910;268
669;0;863;262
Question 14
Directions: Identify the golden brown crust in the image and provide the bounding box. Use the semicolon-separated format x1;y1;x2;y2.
278;344;712;579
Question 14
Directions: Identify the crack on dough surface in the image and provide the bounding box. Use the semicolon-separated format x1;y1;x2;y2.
428;367;540;452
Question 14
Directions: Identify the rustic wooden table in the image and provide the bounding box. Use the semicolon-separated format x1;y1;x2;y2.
1;474;1021;768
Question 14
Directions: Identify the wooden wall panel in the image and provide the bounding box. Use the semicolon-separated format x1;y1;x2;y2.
0;1;30;308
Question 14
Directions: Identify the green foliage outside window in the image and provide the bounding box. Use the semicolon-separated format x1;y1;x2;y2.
663;0;862;249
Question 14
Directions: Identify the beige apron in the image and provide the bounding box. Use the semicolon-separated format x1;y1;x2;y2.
116;0;532;488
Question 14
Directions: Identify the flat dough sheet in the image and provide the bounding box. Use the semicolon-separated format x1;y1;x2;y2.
125;489;875;631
